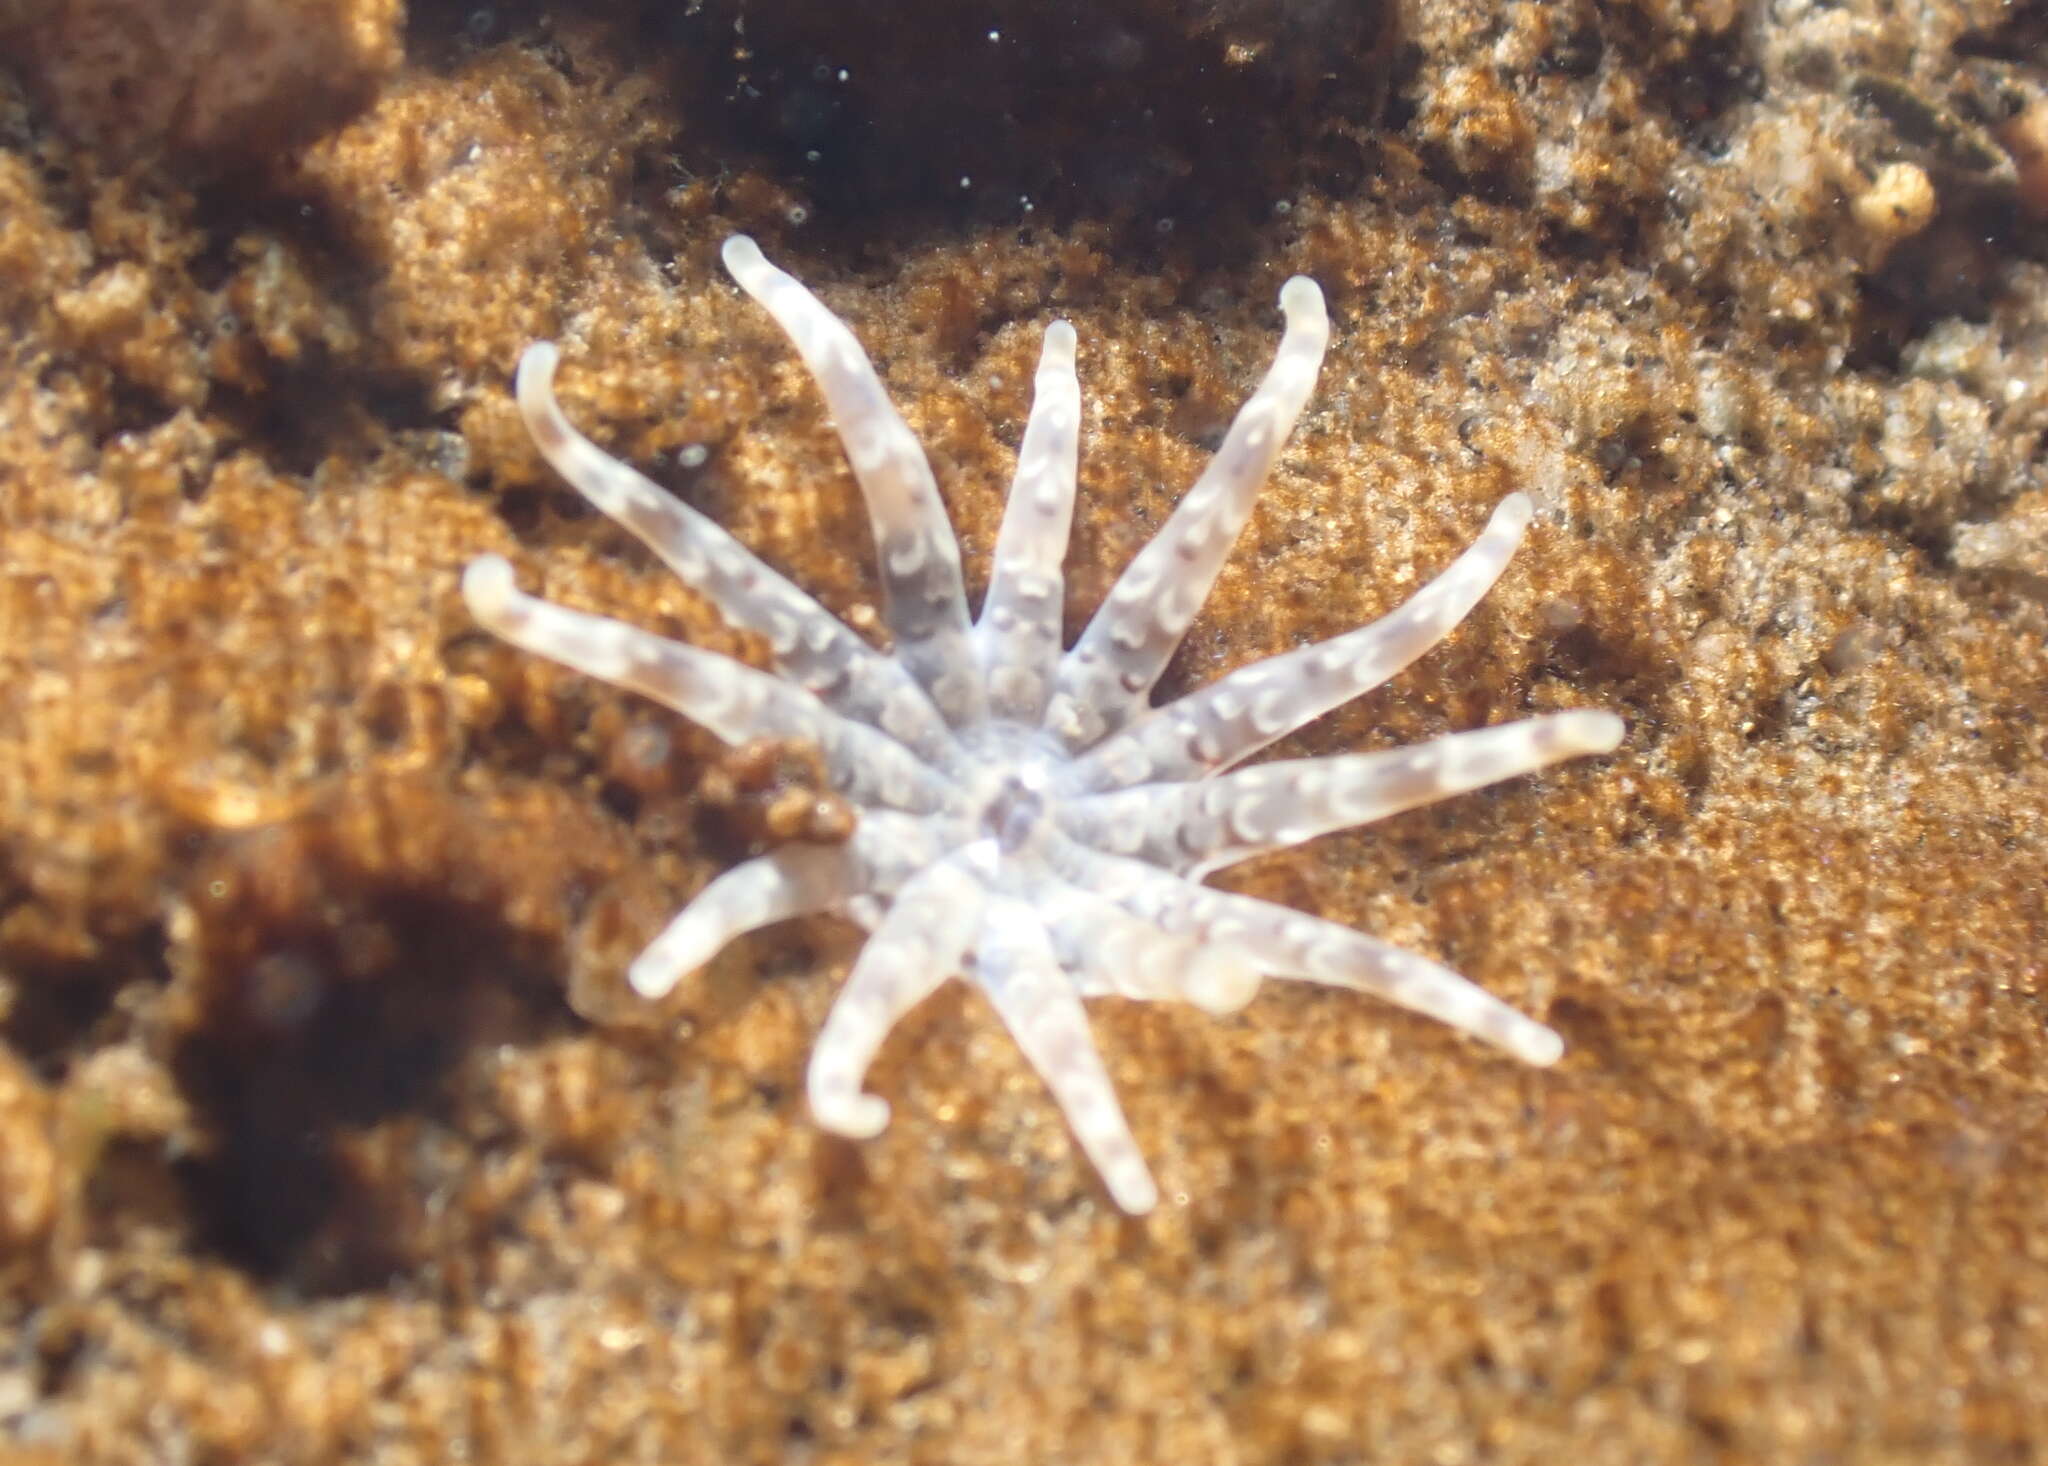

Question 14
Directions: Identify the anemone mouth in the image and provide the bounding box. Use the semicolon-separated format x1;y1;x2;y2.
981;774;1047;855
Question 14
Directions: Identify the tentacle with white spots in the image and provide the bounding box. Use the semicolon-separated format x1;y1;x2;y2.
975;321;1081;722
1044;275;1329;749
807;849;990;1140
1068;710;1624;878
721;235;983;724
1046;836;1566;1068
1070;493;1536;792
1040;883;1265;1015
627;812;950;998
978;897;1160;1214
514;342;955;764
463;556;953;814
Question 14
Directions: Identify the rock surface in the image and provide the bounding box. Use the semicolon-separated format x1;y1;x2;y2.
1;1;2044;1461
3;0;403;165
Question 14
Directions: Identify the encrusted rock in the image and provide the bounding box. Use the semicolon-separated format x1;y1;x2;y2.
5;0;401;164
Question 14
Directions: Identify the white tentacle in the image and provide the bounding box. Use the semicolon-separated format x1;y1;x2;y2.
515;342;957;766
978;897;1160;1214
628;812;948;998
723;236;984;725
1045;275;1329;749
1070;493;1536;792
463;556;952;814
1046;834;1566;1069
807;849;989;1139
1067;710;1624;877
975;321;1081;723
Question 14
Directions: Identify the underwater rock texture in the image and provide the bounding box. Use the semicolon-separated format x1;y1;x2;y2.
0;0;2045;1461
2;0;403;165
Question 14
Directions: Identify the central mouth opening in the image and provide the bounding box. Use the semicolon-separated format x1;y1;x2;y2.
981;776;1045;855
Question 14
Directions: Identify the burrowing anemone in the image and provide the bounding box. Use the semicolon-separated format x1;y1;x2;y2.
463;237;1622;1213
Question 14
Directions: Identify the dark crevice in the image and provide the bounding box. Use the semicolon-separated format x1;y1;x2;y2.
0;871;167;1078
1953;1;2048;63
412;0;1400;267
1591;0;1764;150
166;807;577;1296
206;359;453;481
1850;189;2040;370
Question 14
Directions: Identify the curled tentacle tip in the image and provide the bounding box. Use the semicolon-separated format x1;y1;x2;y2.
515;343;562;433
815;1093;891;1140
721;233;770;283
1185;950;1262;1015
1495;491;1536;529
1278;274;1323;309
626;959;684;1000
461;554;518;616
1278;275;1327;328
515;343;561;418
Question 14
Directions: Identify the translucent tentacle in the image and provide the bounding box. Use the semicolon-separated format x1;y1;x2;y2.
1069;710;1624;878
1040;882;1264;1015
1044;276;1329;750
807;848;990;1139
627;811;948;998
514;342;955;764
1046;836;1565;1068
463;556;953;814
1071;493;1535;792
978;897;1160;1214
721;235;983;725
975;321;1081;722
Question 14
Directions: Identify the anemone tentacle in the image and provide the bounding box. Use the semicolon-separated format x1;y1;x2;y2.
1043;275;1331;750
1067;491;1539;793
1065;709;1624;878
722;236;983;726
462;555;954;815
515;341;957;765
627;811;952;1000
808;849;990;1139
975;320;1081;724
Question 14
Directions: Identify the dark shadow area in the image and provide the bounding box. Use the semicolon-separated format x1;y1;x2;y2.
0;880;166;1078
1954;0;2048;64
412;0;1399;263
165;803;577;1295
1593;0;1763;157
1849;187;2039;372
180;181;459;480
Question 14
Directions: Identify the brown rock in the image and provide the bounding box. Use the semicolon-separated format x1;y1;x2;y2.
0;1049;58;1261
5;0;401;165
1;0;2046;1462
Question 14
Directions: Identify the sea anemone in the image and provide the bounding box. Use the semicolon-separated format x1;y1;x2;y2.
463;237;1622;1212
